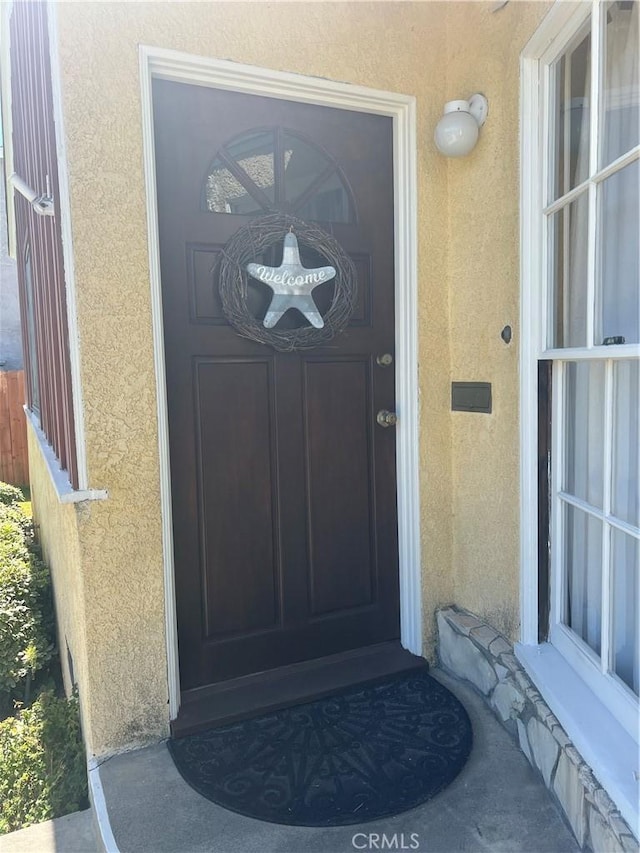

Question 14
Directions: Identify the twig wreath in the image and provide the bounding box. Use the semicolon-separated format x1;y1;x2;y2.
218;213;357;351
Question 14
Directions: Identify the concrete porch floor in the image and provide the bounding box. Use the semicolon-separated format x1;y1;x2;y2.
91;669;580;853
0;669;582;853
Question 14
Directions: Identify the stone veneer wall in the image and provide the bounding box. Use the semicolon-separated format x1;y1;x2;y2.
436;607;638;853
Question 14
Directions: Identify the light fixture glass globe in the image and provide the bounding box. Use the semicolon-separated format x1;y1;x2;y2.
434;101;480;158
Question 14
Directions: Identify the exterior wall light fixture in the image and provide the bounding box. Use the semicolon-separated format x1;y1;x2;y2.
434;94;489;157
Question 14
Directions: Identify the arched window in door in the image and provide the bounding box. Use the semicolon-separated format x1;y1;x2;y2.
203;128;357;223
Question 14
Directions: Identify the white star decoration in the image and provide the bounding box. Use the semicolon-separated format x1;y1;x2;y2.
246;231;336;329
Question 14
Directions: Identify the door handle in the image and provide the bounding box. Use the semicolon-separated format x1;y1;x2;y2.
376;409;398;428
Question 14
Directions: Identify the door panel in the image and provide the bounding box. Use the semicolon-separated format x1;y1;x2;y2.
303;358;375;616
153;79;399;692
195;358;280;639
187;246;227;324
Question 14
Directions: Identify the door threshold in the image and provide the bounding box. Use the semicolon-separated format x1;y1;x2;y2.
171;641;426;738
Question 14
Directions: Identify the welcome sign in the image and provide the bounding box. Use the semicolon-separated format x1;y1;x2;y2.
246;231;336;329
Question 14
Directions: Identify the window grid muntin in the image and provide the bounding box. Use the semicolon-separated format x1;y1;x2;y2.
521;0;639;742
541;1;640;352
557;490;640;541
543;145;640;216
553;353;640;686
539;345;640;361
203;126;356;224
545;1;638;700
600;357;614;674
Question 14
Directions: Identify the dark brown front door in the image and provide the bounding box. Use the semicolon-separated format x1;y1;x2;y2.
153;79;399;693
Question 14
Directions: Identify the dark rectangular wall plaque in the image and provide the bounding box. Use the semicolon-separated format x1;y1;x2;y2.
451;382;492;413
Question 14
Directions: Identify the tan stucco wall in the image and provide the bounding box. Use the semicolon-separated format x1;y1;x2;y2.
28;421;170;755
445;0;550;639
43;0;549;754
27;423;91;731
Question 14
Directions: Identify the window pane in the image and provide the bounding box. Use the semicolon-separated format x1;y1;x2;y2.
612;360;640;527
596;160;639;346
226;131;276;206
564;361;605;508
283;132;330;204
297;171;352;223
612;529;639;696
205;160;263;215
283;131;353;222
602;0;639;167
564;504;602;656
204;129;354;222
549;193;589;348
552;26;591;202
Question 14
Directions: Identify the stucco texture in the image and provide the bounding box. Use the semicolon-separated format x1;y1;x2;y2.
28;420;170;755
27;424;90;731
444;0;550;638
44;0;548;754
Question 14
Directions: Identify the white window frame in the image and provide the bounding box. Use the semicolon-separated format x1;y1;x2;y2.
549;361;639;736
518;0;639;836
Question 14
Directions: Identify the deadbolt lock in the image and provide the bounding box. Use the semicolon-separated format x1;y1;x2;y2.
376;409;398;428
376;353;393;367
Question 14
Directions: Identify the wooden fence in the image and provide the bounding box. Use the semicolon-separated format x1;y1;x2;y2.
0;370;30;487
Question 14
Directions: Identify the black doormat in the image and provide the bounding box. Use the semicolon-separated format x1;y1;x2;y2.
167;669;473;826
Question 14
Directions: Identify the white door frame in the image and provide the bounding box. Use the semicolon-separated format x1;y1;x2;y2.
138;46;421;720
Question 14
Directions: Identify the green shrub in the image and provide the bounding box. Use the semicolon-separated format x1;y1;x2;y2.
0;691;88;834
0;483;86;834
0;484;24;506
0;496;55;715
